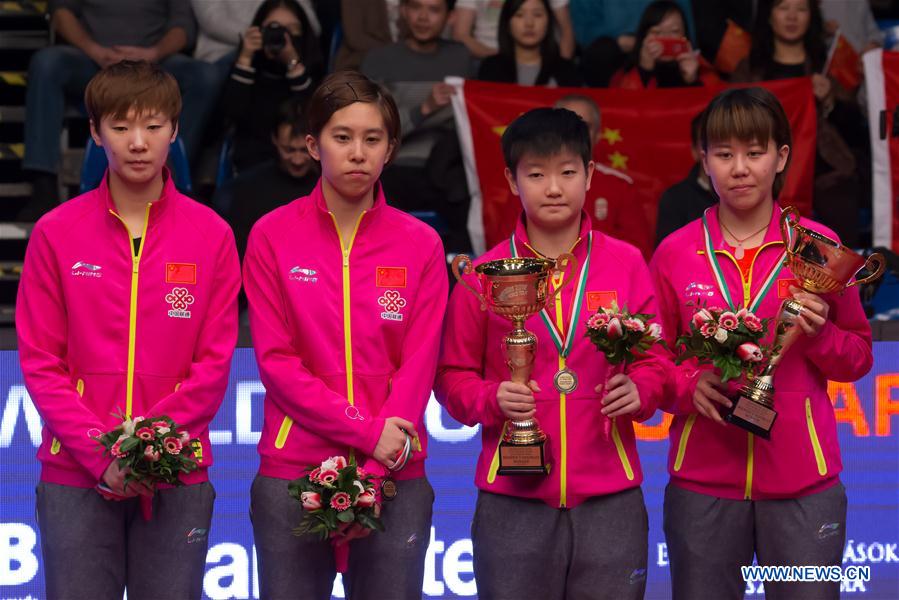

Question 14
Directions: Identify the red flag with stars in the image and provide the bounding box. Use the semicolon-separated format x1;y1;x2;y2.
451;78;816;254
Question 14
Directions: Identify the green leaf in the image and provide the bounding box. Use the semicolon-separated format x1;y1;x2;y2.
336;509;355;523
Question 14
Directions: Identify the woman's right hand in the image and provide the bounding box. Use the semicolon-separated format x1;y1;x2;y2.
639;35;663;71
692;370;732;424
373;417;418;467
238;26;263;67
496;380;540;421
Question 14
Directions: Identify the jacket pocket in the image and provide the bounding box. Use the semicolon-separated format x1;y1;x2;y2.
274;415;293;450
673;414;697;472
805;397;828;476
51;378;85;455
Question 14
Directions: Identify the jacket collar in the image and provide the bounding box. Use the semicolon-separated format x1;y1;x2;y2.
703;201;785;250
310;177;387;216
99;167;175;218
510;211;594;261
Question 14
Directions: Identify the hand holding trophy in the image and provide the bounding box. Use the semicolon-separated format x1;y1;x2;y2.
725;206;885;439
451;253;577;474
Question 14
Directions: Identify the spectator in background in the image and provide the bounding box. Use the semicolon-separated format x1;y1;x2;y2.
574;0;695;87
655;111;717;246
689;0;756;68
554;94;654;258
222;0;324;173
732;0;867;246
453;0;574;59
477;0;581;86
21;0;215;220
362;0;475;251
334;0;396;71
610;0;720;89
820;0;883;53
215;99;318;259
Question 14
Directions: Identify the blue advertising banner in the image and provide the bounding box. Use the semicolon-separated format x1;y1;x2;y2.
2;345;899;599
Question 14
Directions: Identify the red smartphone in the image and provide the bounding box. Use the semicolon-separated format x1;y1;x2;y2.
657;36;690;58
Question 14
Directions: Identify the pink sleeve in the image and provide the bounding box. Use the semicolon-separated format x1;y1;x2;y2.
803;286;873;382
243;225;383;454
142;227;240;438
623;259;672;422
649;249;702;415
16;224;112;481
434;273;504;429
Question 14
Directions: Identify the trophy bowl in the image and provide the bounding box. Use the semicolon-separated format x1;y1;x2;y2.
451;253;577;474
781;206;885;295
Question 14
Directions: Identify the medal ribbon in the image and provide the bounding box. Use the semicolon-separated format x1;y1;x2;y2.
701;207;787;313
509;231;592;358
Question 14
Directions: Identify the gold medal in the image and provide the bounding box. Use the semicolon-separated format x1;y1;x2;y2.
553;368;578;393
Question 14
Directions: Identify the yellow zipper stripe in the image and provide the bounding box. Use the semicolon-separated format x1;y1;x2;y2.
805;397;828;476
51;379;84;455
744;433;754;499
673;414;696;471
486;422;507;484
611;418;635;480
553;272;568;507
109;204;151;418
329;212;366;408
274;415;294;449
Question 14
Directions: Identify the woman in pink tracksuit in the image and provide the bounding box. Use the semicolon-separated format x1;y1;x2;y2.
243;70;448;600
651;87;873;600
436;107;669;600
16;61;240;600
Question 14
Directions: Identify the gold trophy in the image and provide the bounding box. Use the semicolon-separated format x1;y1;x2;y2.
452;253;577;474
725;206;885;439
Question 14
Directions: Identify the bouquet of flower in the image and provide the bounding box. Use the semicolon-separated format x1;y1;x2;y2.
94;414;199;489
288;456;384;541
584;304;664;365
675;304;772;383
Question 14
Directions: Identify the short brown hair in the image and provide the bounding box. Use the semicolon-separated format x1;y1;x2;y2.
701;87;792;198
84;60;181;127
305;71;400;144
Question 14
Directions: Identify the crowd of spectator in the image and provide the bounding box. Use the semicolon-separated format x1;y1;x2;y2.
18;0;890;253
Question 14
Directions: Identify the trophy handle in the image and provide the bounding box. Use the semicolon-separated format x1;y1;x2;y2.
779;205;800;253
450;254;487;311
846;252;887;288
546;252;579;304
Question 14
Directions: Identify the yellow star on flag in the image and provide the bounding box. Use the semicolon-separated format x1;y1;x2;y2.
608;151;629;170
601;128;623;145
492;125;507;136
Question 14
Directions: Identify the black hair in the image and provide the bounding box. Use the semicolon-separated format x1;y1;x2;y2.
272;97;306;138
501;107;592;172
497;0;558;61
749;0;828;78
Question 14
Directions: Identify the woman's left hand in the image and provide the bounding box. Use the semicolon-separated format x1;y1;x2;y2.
789;285;830;337
597;373;641;418
278;31;300;65
676;45;699;83
811;73;833;102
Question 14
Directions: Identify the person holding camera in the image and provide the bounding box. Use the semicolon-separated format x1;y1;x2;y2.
609;0;719;89
222;0;324;173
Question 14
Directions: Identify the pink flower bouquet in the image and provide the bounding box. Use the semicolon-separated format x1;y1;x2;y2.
94;414;199;489
675;304;772;383
585;304;664;365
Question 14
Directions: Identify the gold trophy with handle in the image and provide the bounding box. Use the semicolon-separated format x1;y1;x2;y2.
451;253;577;474
725;206;885;439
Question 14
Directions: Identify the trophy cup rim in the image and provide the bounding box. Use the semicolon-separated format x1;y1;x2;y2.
475;257;555;277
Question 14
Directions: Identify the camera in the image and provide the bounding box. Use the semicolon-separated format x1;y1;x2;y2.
262;22;287;54
656;36;690;58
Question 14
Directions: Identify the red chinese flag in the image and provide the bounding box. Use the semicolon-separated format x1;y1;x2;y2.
867;49;899;253
458;78;816;252
166;263;196;284
376;266;407;287
828;34;861;92
714;19;752;75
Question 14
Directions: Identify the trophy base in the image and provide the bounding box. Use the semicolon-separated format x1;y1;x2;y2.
497;439;549;475
724;395;777;440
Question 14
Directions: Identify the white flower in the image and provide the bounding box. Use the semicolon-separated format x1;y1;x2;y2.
354;480;365;494
648;323;662;339
714;327;728;343
122;419;135;436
